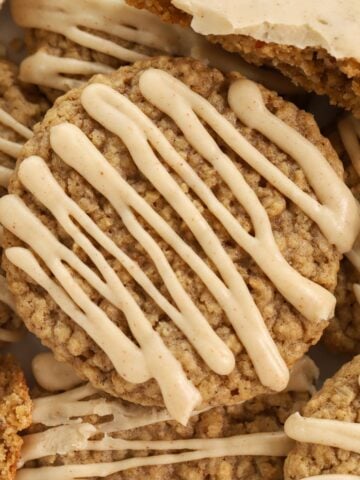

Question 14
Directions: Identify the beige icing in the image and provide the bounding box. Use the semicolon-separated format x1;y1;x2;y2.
0;106;33;187
18;371;293;478
1;71;357;423
12;0;299;95
172;0;360;61
17;351;318;477
32;352;83;392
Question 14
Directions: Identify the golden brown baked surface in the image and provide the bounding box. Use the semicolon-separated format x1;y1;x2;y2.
0;355;32;480
4;56;341;408
284;355;360;479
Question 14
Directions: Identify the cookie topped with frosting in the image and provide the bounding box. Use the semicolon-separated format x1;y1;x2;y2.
128;0;360;119
0;56;357;424
284;354;360;479
0;58;48;344
16;352;317;480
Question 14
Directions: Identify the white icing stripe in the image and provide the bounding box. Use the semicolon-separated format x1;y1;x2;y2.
0;106;33;185
285;412;360;454
0;107;32;139
1;72;357;422
19;52;114;92
19;428;291;467
18;431;292;480
12;0;300;95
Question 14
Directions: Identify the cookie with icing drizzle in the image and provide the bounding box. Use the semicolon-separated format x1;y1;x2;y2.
11;0;299;102
0;58;48;344
16;352;317;480
0;355;32;480
284;354;360;479
1;57;357;424
128;0;360;119
323;115;360;354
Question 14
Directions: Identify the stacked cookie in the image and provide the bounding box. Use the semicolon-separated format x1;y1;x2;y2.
1;0;360;479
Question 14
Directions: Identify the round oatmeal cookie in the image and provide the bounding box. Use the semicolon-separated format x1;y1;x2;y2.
19;354;315;480
0;58;48;343
0;57;351;416
323;117;360;354
284;355;360;479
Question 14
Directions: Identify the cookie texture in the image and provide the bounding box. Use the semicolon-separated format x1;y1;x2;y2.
323;126;360;354
24;388;309;480
0;355;32;480
0;58;48;339
284;355;360;479
127;0;360;118
3;57;342;408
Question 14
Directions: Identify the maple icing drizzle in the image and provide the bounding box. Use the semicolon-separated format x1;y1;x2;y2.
12;0;299;95
0;107;33;187
16;352;318;479
0;70;358;424
285;374;360;478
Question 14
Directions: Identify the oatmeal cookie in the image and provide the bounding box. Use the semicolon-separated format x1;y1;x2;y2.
0;58;48;344
127;0;360;119
0;57;356;423
16;353;317;480
323;115;360;354
0;355;32;480
284;354;360;479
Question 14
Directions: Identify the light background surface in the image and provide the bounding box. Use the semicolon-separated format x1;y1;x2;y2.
0;0;351;388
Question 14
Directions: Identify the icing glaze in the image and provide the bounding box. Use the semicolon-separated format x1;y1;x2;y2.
285;374;360;457
172;0;360;61
16;351;317;478
12;0;299;95
32;352;83;392
285;411;360;454
0;106;33;187
1;70;358;423
285;356;319;394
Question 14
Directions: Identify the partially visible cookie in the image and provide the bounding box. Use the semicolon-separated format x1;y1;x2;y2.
323;115;360;354
0;355;32;480
11;0;299;101
0;58;48;344
127;0;360;119
284;354;360;479
16;353;317;480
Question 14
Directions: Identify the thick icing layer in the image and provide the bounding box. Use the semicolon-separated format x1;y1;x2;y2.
12;0;299;95
172;0;360;61
1;71;357;423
